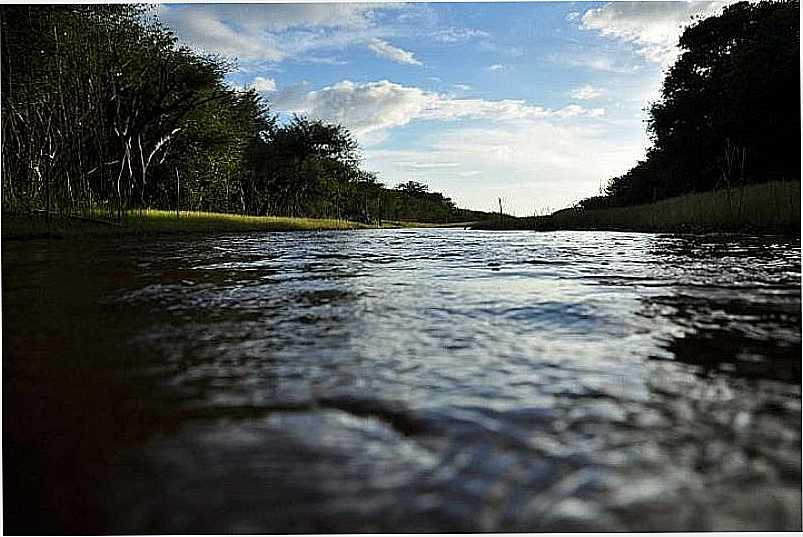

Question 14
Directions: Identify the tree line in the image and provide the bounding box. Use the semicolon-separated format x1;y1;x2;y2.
579;0;799;210
1;5;486;224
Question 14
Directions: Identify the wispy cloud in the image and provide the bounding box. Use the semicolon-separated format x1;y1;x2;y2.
394;161;462;170
570;84;604;100
431;27;491;43
302;56;350;66
367;39;422;66
478;41;525;58
487;64;506;72
557;52;641;74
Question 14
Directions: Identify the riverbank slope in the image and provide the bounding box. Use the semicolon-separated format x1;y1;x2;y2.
474;181;800;234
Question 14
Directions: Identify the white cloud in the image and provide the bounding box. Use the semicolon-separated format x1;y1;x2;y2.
367;39;422;65
432;27;491;43
566;11;581;22
163;9;284;61
271;79;606;139
303;56;349;66
453;84;472;91
273;80;430;135
555;104;605;118
394;161;462;170
558;53;641;74
251;76;277;93
161;3;379;34
487;64;506;72
580;1;734;65
570;84;604;100
158;3;403;63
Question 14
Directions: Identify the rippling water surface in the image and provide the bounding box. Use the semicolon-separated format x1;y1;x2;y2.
3;229;801;532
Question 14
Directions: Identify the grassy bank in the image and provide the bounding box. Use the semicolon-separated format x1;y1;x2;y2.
2;209;372;240
474;181;800;234
2;210;480;240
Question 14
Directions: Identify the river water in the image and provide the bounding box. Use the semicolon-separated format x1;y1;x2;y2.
3;229;801;532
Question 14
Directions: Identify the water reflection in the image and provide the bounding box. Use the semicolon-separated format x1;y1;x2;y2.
3;230;800;532
635;234;801;383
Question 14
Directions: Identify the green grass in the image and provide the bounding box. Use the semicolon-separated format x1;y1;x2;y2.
474;181;800;233
2;209;372;240
2;209;480;240
129;209;370;233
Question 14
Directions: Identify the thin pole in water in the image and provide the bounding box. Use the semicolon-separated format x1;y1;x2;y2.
175;167;180;219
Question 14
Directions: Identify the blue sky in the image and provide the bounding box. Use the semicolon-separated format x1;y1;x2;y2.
158;1;734;214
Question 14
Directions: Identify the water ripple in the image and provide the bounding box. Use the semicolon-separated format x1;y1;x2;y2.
4;229;800;532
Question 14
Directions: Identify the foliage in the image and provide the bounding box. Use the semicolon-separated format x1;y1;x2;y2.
592;0;799;208
1;5;469;226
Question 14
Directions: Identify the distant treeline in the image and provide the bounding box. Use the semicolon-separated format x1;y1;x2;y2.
1;5;486;224
579;0;800;210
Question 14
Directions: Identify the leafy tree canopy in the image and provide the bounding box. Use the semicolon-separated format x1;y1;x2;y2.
593;0;799;208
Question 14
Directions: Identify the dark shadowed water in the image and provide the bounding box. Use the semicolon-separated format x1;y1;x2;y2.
3;229;801;533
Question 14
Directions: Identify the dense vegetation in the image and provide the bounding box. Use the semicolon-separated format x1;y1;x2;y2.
579;0;799;210
1;5;487;225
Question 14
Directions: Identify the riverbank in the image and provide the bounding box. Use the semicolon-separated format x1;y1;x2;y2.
474;181;800;234
2;210;371;240
1;210;477;240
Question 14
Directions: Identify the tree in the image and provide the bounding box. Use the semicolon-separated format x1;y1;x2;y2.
397;181;429;196
598;0;799;208
0;5;241;218
1;5;471;225
648;0;799;192
245;115;361;216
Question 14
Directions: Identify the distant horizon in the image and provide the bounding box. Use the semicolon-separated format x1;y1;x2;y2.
157;1;738;214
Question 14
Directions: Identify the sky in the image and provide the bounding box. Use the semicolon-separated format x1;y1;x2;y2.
157;1;736;215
